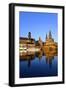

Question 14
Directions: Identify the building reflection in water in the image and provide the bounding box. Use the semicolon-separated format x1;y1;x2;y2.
20;49;57;68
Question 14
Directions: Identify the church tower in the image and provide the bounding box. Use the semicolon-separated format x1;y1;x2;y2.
38;37;43;47
28;32;31;39
49;31;52;39
45;31;54;43
46;34;47;40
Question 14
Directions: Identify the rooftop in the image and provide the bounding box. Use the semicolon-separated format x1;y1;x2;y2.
20;37;35;41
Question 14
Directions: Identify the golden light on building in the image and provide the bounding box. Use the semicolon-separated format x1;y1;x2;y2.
19;31;58;56
43;31;58;53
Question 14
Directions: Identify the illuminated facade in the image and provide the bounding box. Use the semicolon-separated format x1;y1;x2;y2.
20;37;35;50
19;31;58;55
43;31;58;53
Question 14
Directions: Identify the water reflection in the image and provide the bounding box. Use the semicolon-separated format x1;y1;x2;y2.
20;50;58;78
20;50;57;67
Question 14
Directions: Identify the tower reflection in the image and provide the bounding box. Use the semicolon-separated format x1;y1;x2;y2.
20;49;57;67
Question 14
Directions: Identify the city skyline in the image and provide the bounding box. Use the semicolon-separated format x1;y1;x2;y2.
19;31;55;43
19;12;58;42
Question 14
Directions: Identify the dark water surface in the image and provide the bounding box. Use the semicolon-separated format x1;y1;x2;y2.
20;52;58;78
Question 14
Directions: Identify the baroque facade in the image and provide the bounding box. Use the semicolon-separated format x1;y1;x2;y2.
43;31;57;53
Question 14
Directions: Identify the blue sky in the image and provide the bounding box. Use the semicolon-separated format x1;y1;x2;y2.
19;12;58;42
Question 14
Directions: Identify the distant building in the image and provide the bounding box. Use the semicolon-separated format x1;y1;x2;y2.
19;32;35;54
20;37;35;49
19;31;58;55
43;31;58;53
35;37;43;50
38;37;43;47
45;31;54;43
35;41;41;50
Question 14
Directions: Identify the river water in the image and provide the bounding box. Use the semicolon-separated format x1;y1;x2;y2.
19;51;58;78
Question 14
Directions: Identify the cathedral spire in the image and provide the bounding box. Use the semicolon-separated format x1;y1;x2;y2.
46;34;47;40
49;31;52;39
